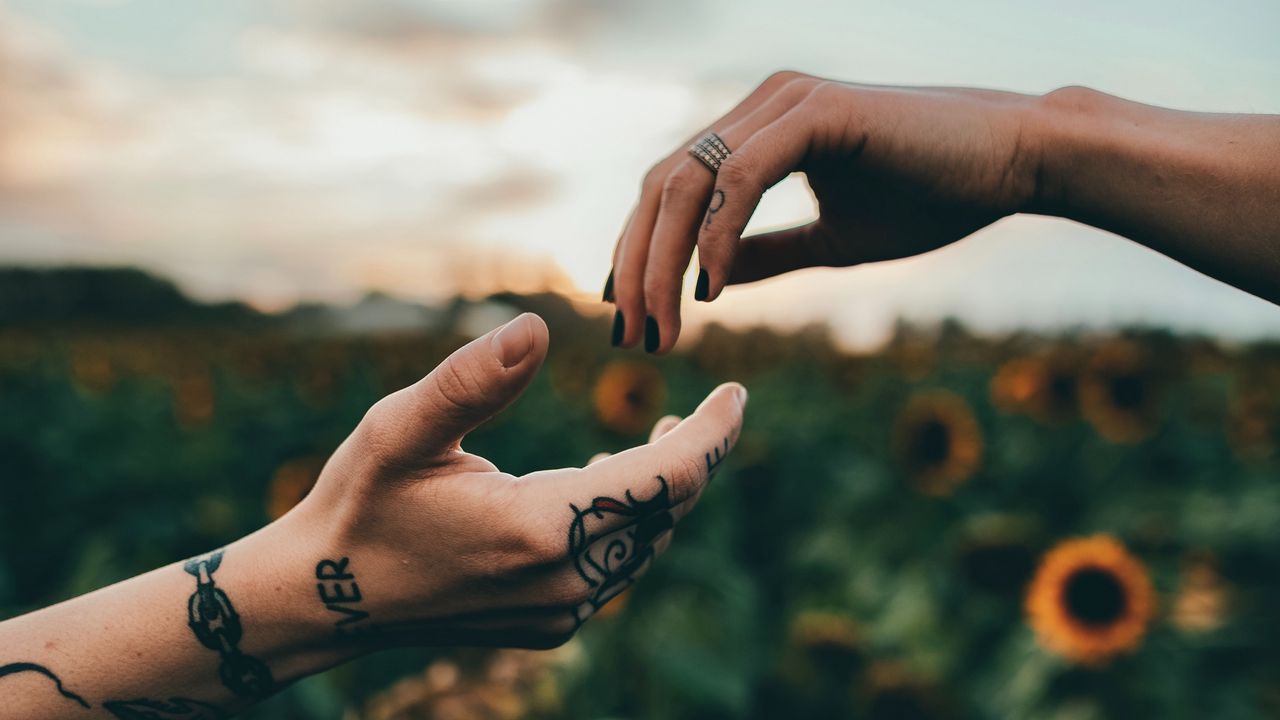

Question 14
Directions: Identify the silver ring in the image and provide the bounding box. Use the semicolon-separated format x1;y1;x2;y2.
687;132;731;174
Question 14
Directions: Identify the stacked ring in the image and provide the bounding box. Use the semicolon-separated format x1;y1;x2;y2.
687;132;732;174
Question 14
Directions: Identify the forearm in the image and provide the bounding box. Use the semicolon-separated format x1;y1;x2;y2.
0;519;353;719
1028;86;1280;303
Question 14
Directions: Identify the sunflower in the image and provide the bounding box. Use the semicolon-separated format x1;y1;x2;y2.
69;339;116;394
788;611;864;679
592;361;666;436
359;650;563;720
173;366;215;427
293;341;348;409
548;346;600;402
892;390;983;496
266;455;327;520
1080;341;1161;443
1025;535;1156;665
1171;552;1229;634
1227;387;1277;461
885;331;937;381
859;662;948;720
990;351;1079;423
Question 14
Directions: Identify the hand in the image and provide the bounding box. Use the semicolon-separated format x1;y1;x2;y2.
285;313;746;651
606;71;1043;353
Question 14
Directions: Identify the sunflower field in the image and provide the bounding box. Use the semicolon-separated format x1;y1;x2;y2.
2;268;1279;719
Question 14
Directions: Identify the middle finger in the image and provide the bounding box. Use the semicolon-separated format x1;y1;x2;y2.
640;77;820;353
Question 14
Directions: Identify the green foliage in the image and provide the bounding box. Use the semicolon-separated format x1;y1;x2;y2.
1;269;1278;719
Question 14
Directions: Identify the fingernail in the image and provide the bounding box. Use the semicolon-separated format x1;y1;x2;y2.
491;314;533;368
644;315;660;353
611;311;624;347
602;269;615;303
694;269;709;302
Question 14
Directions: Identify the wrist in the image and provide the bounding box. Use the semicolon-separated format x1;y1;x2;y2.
1020;85;1115;217
221;515;370;683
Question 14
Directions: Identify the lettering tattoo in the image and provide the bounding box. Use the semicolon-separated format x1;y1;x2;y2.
104;697;227;719
0;661;89;708
704;189;725;227
705;437;729;480
183;550;275;698
567;477;674;626
315;557;375;636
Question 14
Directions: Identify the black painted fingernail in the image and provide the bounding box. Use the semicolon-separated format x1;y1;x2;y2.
611;311;624;347
602;269;615;303
644;315;660;353
694;269;709;301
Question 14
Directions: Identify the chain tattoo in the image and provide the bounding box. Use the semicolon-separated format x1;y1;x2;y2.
183;550;274;698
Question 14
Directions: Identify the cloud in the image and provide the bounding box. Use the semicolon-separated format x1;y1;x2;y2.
0;3;582;307
0;11;124;192
2;0;1278;343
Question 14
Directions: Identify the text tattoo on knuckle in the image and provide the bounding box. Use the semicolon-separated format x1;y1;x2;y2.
705;436;730;481
183;550;275;698
315;557;376;637
704;189;726;228
0;661;90;708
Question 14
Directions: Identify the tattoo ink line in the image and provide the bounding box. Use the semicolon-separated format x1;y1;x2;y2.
315;557;376;637
104;696;227;720
566;477;674;626
704;189;725;228
184;550;275;698
705;436;730;480
0;661;90;708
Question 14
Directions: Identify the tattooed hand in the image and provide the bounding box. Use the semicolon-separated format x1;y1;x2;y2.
0;313;743;719
287;313;746;649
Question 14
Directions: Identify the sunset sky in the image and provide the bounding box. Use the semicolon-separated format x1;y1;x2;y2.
2;0;1279;347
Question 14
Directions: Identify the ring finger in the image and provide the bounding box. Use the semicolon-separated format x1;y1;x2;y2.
609;73;819;349
639;77;819;353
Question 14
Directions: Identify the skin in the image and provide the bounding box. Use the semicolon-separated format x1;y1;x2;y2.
0;313;746;718
606;72;1280;353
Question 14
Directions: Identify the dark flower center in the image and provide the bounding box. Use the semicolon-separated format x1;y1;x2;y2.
912;419;951;466
1063;567;1127;625
1048;372;1077;411
1109;373;1145;410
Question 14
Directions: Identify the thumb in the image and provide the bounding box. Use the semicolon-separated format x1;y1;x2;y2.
373;313;549;459
724;222;829;286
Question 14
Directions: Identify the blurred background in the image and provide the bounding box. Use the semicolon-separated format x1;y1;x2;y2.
2;1;1280;718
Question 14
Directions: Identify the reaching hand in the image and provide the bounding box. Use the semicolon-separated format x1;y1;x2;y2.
289;312;746;649
606;71;1041;353
0;312;744;719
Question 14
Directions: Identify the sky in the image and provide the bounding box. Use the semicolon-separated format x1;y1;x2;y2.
1;0;1279;348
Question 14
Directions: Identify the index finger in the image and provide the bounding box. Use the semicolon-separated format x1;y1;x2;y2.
574;382;746;514
698;96;821;302
606;71;816;347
